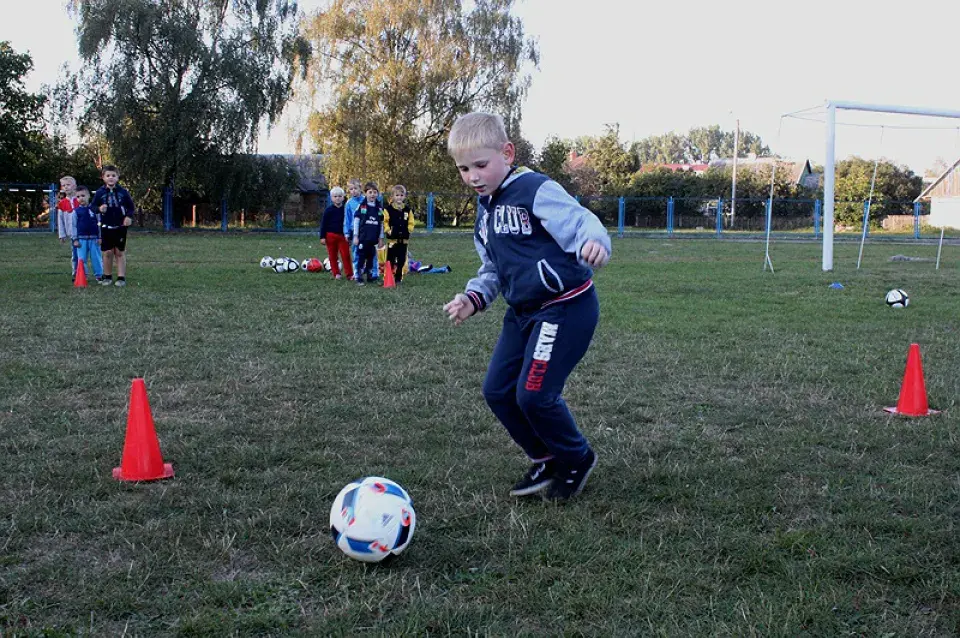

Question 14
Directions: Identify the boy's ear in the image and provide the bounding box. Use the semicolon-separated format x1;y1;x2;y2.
502;142;516;164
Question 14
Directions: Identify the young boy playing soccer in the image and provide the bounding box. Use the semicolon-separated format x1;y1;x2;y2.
383;185;415;284
344;178;379;281
92;165;135;287
71;186;104;281
442;112;611;502
352;181;385;285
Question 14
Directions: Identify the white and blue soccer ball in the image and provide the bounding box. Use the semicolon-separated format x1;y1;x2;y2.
286;258;300;273
260;256;275;269
885;288;909;308
330;476;416;563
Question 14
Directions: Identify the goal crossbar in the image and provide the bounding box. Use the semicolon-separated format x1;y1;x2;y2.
822;101;960;271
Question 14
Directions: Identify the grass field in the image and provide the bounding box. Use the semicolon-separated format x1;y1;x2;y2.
1;232;958;636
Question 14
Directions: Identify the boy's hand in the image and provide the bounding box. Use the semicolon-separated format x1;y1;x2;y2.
581;240;610;268
320;238;326;246
97;239;101;245
123;217;133;227
99;204;107;213
443;293;476;327
377;239;384;250
353;237;359;246
73;240;80;247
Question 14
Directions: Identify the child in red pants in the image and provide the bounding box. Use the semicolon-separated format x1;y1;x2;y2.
320;186;353;280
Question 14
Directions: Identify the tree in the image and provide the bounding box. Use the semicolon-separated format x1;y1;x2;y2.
832;157;923;225
537;136;572;189
303;0;538;194
584;124;637;195
631;126;771;166
0;42;48;182
72;0;308;196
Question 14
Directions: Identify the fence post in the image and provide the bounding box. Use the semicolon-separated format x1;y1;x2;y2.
814;199;821;240
716;197;723;237
162;187;172;231
275;208;282;232
427;192;435;232
220;198;228;232
617;196;625;238
48;183;57;233
913;201;921;239
667;197;674;236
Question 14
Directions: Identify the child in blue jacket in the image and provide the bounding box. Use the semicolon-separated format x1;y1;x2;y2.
443;112;611;502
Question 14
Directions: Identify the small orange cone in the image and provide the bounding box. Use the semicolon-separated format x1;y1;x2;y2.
74;259;87;288
884;343;939;416
383;258;396;288
113;378;175;481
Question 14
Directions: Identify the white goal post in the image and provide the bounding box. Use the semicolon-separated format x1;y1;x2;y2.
822;101;960;271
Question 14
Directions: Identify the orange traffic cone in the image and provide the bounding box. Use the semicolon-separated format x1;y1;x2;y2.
383;258;396;288
113;378;175;481
884;343;939;416
74;259;87;288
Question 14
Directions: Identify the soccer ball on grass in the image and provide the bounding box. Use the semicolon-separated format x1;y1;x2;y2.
885;289;909;308
330;476;415;563
260;256;275;269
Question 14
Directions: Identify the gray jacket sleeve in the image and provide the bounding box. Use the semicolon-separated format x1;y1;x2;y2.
532;180;612;264
464;234;500;310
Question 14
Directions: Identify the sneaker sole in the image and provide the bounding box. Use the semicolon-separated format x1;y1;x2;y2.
509;478;553;497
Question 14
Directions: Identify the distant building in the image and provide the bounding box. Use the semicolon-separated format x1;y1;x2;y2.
639;163;711;176
708;156;819;189
915;156;960;228
270;154;328;223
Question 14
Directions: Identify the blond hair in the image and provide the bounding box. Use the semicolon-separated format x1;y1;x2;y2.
330;186;345;197
447;112;509;155
392;184;407;196
347;178;362;188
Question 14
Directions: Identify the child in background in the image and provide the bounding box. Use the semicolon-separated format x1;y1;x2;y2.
442;112;611;502
56;176;79;280
383;185;415;284
71;186;103;281
92;165;135;287
320;186;354;280
352;181;385;285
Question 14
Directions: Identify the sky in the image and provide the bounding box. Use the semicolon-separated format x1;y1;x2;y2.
4;0;960;174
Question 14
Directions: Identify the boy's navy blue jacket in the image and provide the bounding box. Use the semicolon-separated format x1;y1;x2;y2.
353;200;384;244
92;185;135;228
464;167;611;313
74;205;101;239
320;203;346;237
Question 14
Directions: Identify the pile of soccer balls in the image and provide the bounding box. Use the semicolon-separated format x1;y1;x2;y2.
260;256;325;273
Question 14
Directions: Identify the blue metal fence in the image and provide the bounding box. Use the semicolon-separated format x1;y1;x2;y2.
7;186;941;241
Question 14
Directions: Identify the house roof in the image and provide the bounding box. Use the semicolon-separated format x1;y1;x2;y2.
260;154;328;193
915;155;960;202
709;157;818;188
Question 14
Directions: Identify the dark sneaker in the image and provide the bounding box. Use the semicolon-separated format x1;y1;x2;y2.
543;449;597;502
509;459;556;497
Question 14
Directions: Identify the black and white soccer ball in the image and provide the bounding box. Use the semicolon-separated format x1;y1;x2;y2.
300;259;311;272
330;476;415;563
273;257;289;273
885;288;909;308
285;258;300;273
260;256;275;269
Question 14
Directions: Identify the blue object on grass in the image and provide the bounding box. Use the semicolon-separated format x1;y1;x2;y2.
829;282;844;289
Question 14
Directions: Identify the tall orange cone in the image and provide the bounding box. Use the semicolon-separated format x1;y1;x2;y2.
74;259;87;288
884;343;939;416
383;257;396;288
113;378;175;481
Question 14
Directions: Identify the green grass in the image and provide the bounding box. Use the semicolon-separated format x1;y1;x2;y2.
1;232;959;636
